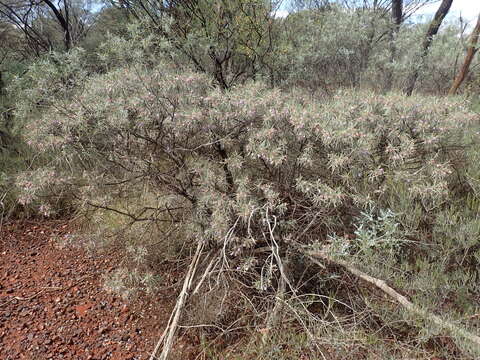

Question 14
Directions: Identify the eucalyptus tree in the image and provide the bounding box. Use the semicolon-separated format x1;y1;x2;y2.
291;0;437;18
0;0;97;55
449;13;480;95
288;0;440;92
404;0;453;95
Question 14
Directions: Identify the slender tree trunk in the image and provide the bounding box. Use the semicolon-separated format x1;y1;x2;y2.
43;0;72;50
385;0;403;91
403;0;453;96
391;0;402;24
0;70;4;96
449;13;480;95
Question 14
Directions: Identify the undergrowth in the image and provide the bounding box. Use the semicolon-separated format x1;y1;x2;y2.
6;34;480;359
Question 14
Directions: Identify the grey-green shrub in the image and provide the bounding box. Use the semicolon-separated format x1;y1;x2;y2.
18;59;477;232
277;7;474;95
13;43;480;355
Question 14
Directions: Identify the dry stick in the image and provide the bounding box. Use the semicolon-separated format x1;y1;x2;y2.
149;303;177;360
262;209;288;344
262;275;286;344
192;256;218;296
262;208;317;344
306;250;480;349
150;240;205;360
0;274;93;308
0;286;63;307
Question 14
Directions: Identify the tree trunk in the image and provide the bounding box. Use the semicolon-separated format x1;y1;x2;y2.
449;13;480;95
392;0;403;24
385;0;403;91
43;0;72;50
403;0;453;96
0;70;4;96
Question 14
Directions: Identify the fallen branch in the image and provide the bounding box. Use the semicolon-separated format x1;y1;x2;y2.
150;240;205;360
306;249;480;350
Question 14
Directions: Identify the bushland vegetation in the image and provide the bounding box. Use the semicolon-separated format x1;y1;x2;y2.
2;0;480;358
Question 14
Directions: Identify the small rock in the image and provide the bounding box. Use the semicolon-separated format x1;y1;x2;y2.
98;326;110;335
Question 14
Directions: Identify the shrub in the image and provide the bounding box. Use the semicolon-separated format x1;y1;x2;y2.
278;8;472;95
15;48;480;356
279;8;390;91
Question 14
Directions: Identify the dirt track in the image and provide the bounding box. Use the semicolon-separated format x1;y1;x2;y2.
0;221;175;360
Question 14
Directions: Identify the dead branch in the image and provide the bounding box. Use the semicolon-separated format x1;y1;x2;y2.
306;248;480;350
150;240;205;360
262;275;286;344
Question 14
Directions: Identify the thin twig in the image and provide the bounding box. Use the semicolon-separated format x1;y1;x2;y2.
0;286;63;307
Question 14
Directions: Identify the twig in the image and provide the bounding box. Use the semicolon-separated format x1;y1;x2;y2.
262;275;285;344
0;286;63;307
192;256;219;296
0;274;93;308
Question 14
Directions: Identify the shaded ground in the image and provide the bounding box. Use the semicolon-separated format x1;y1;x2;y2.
0;220;182;360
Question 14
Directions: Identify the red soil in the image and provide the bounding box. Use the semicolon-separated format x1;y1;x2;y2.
0;220;179;360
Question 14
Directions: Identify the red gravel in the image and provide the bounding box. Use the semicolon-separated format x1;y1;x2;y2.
0;220;177;360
